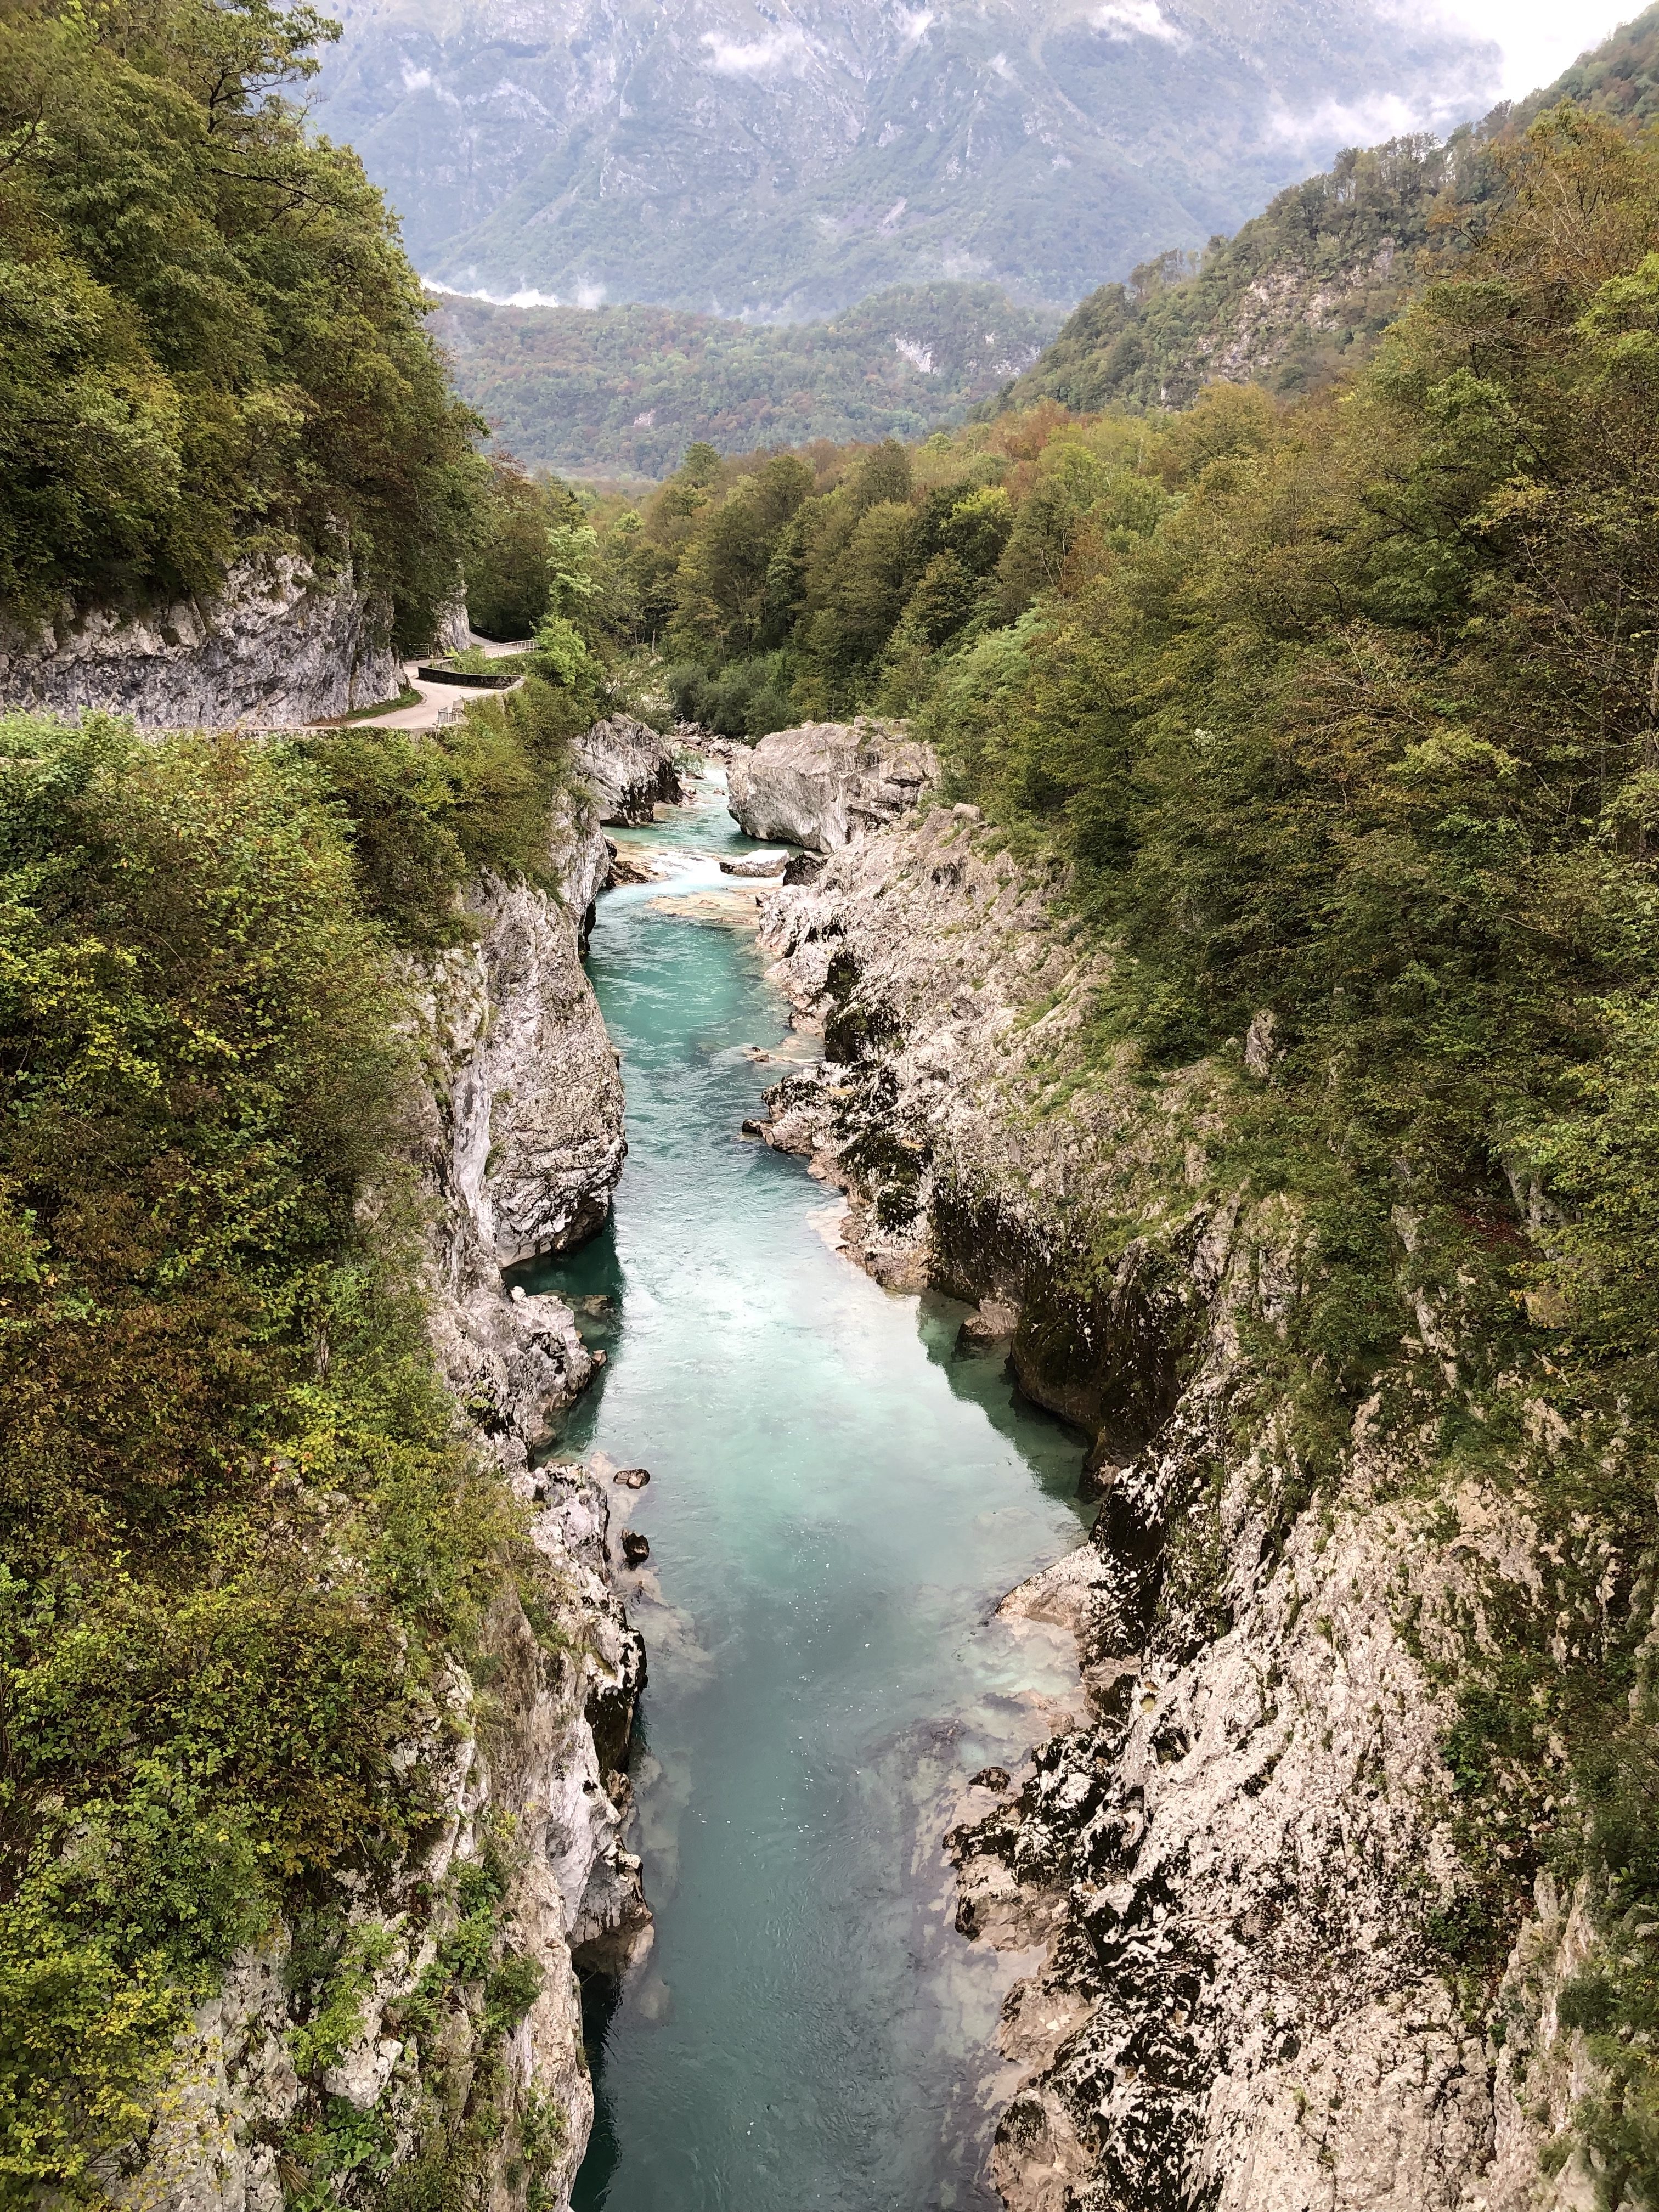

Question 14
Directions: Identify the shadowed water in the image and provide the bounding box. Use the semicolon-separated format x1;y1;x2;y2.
524;774;1090;2211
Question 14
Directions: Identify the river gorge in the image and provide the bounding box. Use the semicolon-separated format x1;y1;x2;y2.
525;774;1093;2209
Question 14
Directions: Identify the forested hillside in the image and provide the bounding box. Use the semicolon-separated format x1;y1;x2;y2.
432;284;1060;478
578;109;1659;2190
0;0;482;645
1002;2;1659;412
0;580;642;2202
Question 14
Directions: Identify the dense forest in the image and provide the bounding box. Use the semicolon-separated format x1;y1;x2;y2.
1000;2;1659;414
0;0;484;645
476;113;1659;2186
0;668;621;2197
432;285;1060;479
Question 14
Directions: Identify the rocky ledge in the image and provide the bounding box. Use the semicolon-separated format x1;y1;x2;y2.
0;554;402;727
726;717;936;850
744;791;1607;2212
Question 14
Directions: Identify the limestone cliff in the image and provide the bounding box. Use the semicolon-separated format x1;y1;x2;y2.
116;719;680;2212
410;780;623;1457
726;719;936;851
0;555;402;729
746;798;1612;2212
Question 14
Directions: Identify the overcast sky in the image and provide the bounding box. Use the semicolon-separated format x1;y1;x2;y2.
1435;0;1640;99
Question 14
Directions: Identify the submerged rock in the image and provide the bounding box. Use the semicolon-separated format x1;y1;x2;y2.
726;718;936;851
958;1297;1018;1348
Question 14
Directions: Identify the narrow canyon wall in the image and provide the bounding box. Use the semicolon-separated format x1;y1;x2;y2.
744;793;1609;2212
121;719;682;2212
0;556;403;728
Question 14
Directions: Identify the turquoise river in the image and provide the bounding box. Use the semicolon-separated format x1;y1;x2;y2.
526;771;1091;2211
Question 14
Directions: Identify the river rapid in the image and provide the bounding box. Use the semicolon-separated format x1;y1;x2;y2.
523;771;1090;2211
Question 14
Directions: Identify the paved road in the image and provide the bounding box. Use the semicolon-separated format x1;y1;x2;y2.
369;631;533;730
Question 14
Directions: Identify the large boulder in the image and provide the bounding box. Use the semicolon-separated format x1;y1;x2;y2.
726;717;936;851
574;714;683;825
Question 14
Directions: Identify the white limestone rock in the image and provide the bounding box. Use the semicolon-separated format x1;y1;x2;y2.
750;807;1607;2212
0;555;401;727
573;714;683;826
726;717;936;851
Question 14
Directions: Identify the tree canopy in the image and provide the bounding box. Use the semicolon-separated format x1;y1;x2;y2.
0;0;486;645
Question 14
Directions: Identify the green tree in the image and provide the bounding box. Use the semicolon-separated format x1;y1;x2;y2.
0;0;486;645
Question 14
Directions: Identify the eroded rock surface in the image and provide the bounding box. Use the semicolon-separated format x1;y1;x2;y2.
725;717;936;850
0;555;401;727
407;778;623;1460
746;809;1607;2212
574;714;684;825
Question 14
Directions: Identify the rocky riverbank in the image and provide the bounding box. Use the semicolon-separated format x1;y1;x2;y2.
744;785;1605;2212
122;717;680;2212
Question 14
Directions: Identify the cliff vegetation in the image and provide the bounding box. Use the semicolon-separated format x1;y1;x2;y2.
0;611;624;2203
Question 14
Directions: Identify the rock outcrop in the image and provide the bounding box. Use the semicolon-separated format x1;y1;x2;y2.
410;786;624;1472
744;808;1609;2212
122;721;655;2212
573;714;683;826
0;555;402;727
725;718;936;851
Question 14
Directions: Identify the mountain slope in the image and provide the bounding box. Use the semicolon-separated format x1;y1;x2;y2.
311;0;1498;318
432;282;1062;475
1000;2;1659;411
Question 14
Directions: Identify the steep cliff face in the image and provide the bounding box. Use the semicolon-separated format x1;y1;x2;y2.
410;780;624;1456
0;556;402;729
726;720;936;851
118;721;678;2212
746;800;1610;2212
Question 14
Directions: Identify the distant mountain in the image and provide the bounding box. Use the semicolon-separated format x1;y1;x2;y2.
998;2;1659;412
311;0;1498;319
432;282;1060;476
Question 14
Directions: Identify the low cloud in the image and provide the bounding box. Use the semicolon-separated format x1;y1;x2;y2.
1263;77;1486;150
1094;2;1186;46
422;280;585;310
701;26;812;75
